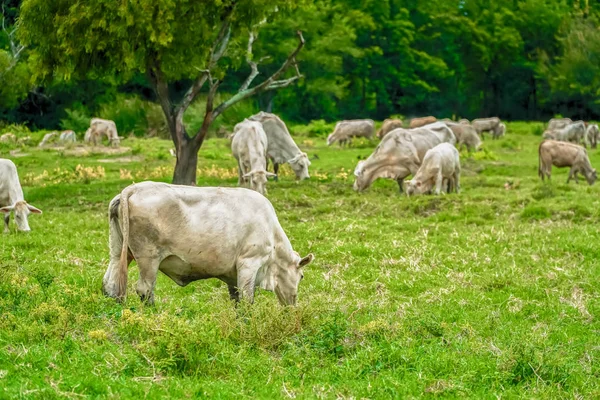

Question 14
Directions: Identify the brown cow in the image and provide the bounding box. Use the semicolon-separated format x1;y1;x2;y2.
539;140;597;185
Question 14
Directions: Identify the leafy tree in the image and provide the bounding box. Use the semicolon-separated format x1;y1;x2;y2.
19;0;305;184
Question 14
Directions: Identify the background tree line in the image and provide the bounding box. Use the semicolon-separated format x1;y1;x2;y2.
1;0;599;131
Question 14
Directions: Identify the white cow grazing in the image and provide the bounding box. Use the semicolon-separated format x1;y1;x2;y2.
0;159;42;232
405;143;461;196
232;120;275;195
472;117;503;138
102;182;314;305
445;122;482;151
59;130;76;143
248;112;311;180
327;119;375;146
88;118;120;147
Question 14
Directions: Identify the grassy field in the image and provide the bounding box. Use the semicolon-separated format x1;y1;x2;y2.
1;122;600;398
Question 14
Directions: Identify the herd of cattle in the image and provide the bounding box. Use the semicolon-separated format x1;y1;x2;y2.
230;113;505;195
1;118;123;148
1;114;599;306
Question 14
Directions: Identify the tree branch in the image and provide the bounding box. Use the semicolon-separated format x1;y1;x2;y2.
0;7;25;76
174;19;232;126
239;31;260;91
213;31;305;119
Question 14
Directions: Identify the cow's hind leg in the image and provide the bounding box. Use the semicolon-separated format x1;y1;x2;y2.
567;167;575;183
136;256;160;305
273;163;280;182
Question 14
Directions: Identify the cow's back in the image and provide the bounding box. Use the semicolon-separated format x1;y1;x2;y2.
0;159;23;206
125;183;283;273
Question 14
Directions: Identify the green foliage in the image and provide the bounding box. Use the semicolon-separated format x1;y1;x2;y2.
291;119;337;138
60;108;90;135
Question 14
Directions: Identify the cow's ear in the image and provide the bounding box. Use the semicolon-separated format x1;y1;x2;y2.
0;205;14;214
298;253;314;268
27;204;42;214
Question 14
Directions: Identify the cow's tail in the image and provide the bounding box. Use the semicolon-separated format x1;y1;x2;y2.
110;188;132;302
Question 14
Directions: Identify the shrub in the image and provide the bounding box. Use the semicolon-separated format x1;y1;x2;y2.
98;94;147;137
291;119;337;138
60;109;90;135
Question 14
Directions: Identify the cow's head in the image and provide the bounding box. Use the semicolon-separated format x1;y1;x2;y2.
244;170;276;195
0;200;42;232
353;160;369;192
586;168;597;185
405;180;428;196
110;137;121;148
274;253;314;306
288;153;311;180
326;134;335;146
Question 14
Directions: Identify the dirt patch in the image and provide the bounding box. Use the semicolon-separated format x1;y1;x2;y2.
97;156;143;163
9;150;29;158
45;145;131;157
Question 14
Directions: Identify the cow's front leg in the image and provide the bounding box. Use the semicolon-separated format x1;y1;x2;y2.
136;257;159;305
273;163;280;182
236;265;258;304
434;172;444;195
3;214;9;234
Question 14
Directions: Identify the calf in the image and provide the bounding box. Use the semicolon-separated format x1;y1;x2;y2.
405;143;461;195
0;159;42;232
539;140;597;185
232;120;275;195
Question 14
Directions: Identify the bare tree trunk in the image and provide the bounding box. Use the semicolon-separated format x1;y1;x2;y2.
173;137;201;185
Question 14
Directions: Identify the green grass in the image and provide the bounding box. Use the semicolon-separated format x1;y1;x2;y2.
2;122;600;398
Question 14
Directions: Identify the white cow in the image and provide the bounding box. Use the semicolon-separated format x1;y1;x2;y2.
0;159;42;232
59;130;77;143
405;143;461;195
101;182;314;305
87;118;121;147
353;127;446;193
232;119;275;195
248;112;311;180
472;117;503;139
